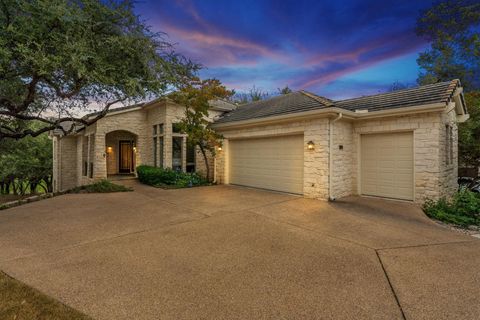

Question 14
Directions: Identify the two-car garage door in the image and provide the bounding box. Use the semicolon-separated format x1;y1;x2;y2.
227;132;414;201
360;132;414;201
228;135;304;194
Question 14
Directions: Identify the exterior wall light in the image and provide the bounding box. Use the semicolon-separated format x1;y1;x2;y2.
217;146;222;151
307;141;315;150
106;146;113;153
133;146;137;153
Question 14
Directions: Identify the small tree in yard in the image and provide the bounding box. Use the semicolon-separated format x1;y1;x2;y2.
170;78;233;181
0;0;197;140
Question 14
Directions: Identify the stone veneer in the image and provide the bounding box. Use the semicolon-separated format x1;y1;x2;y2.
53;100;222;192
215;110;459;204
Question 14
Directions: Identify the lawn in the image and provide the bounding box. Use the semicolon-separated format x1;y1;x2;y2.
0;271;92;320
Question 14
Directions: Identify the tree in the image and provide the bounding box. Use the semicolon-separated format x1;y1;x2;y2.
415;0;480;89
170;78;233;181
0;0;197;140
232;85;269;104
0;121;53;194
458;92;480;168
278;85;292;95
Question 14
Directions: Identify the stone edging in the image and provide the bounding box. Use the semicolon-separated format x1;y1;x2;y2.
0;191;68;211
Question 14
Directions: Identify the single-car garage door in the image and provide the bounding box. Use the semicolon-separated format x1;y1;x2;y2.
228;135;304;194
361;132;414;201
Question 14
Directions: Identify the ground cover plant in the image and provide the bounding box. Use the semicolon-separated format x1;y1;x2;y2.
137;165;208;188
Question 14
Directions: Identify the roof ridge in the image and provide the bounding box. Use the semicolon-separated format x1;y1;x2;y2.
334;80;457;103
300;90;334;106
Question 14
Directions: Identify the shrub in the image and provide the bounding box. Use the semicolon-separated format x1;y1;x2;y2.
423;188;480;226
136;165;208;188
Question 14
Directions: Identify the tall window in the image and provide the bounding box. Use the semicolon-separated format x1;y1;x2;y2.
446;125;453;165
186;142;195;173
172;136;183;171
153;124;164;167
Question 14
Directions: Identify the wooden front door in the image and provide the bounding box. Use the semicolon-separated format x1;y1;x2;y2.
119;141;133;173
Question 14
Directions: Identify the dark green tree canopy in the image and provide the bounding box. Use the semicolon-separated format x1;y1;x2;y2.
416;0;480;89
0;0;197;139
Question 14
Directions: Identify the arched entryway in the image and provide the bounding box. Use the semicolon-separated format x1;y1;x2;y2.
105;130;138;176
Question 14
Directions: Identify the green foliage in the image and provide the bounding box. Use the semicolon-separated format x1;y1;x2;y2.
170;78;233;181
0;122;52;195
277;85;292;95
232;85;270;104
458;92;480;167
415;0;480;90
423;188;480;226
69;180;132;193
136;165;208;188
0;0;197;139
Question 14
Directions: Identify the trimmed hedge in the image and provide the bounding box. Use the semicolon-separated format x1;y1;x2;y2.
423;188;480;227
136;165;208;188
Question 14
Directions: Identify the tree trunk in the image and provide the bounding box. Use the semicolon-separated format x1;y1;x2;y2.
198;145;210;182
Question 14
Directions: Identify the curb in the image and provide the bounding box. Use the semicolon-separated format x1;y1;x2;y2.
0;191;68;211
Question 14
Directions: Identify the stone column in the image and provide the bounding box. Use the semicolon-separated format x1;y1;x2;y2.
93;134;107;180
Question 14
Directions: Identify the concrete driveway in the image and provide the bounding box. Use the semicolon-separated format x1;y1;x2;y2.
0;180;479;320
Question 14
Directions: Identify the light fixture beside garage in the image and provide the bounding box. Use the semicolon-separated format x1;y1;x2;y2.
307;141;315;150
217;146;222;151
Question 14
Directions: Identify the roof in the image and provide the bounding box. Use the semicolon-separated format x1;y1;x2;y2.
214;91;332;124
214;80;461;124
334;80;460;112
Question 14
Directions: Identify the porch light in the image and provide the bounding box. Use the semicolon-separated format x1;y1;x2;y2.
217;146;222;151
133;146;137;153
307;141;315;150
106;146;113;153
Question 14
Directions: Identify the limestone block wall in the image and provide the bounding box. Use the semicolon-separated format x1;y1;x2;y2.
56;136;78;191
439;109;459;198
331;120;354;199
215;118;330;200
94;110;148;179
352;112;445;203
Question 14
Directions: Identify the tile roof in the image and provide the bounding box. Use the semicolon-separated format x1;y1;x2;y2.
214;91;332;124
214;80;460;124
334;80;459;112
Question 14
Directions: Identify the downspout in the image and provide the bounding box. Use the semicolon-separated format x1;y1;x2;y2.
329;113;343;201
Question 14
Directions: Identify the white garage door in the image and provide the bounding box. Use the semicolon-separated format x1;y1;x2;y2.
228;135;304;194
361;132;414;201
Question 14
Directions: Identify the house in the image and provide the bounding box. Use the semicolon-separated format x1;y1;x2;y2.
51;98;236;191
52;79;468;204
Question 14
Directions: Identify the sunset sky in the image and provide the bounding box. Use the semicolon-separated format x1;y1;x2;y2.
136;0;433;99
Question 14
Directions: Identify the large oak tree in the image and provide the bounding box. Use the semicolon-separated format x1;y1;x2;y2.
0;0;197;139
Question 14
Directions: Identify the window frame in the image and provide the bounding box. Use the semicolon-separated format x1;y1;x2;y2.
153;124;164;168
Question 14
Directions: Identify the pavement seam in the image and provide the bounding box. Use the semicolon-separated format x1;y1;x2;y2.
376;239;479;251
375;250;407;320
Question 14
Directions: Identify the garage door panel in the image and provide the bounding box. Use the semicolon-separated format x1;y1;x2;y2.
361;132;414;201
229;135;304;194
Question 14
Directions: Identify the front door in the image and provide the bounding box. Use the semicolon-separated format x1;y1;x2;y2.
119;141;133;173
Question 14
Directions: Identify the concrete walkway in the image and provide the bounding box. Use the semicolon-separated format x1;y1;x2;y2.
0;180;478;319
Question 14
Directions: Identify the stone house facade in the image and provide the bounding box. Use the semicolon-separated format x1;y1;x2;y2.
51;99;234;192
52;80;468;204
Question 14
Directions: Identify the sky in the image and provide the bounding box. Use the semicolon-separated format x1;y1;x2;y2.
135;0;434;100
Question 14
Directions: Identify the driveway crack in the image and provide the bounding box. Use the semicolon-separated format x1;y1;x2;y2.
375;250;407;320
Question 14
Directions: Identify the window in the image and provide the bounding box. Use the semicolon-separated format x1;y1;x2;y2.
153;124;164;168
172;136;183;171
172;123;183;134
186;142;195;173
446;125;454;165
153;137;157;167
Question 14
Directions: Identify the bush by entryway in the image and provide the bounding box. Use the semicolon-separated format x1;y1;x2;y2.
136;165;208;188
423;188;480;227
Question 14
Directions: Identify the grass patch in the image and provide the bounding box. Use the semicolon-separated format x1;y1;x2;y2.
70;180;133;193
423;188;480;227
137;165;209;188
0;271;92;320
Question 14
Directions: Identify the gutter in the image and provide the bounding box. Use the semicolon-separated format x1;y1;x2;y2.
329;113;343;201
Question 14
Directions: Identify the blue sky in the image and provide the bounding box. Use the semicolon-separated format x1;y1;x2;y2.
135;0;433;99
